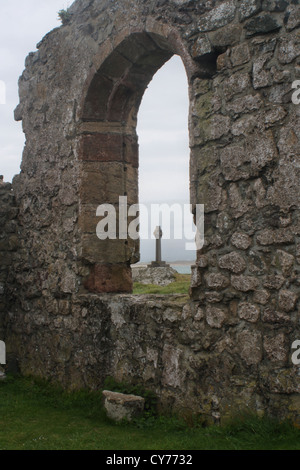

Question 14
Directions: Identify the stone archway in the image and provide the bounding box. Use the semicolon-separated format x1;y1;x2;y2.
77;31;195;293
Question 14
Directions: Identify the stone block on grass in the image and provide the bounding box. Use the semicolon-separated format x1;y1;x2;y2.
102;390;145;422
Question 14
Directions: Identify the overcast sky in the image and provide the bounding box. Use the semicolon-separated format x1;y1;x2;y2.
0;1;194;261
0;1;72;182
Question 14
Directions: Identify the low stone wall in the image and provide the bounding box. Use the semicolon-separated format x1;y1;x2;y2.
5;292;300;424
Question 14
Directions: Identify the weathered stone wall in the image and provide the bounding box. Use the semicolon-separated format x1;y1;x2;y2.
0;177;18;348
5;292;300;423
3;0;300;423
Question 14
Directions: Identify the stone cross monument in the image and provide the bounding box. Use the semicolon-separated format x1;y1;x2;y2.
149;226;169;268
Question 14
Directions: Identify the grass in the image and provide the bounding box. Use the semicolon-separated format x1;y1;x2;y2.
0;374;300;450
133;273;191;295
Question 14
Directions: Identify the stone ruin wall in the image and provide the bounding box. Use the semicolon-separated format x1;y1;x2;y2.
0;178;18;353
0;0;300;423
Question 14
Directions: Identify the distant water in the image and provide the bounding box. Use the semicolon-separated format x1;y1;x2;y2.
171;264;192;274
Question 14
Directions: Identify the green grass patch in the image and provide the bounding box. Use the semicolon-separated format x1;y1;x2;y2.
0;374;300;450
133;273;191;295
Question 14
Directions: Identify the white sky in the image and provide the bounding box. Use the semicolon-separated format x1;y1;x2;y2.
137;55;190;205
0;1;72;182
0;1;194;261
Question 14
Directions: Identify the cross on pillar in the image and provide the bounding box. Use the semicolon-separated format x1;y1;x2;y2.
149;226;169;268
154;226;162;264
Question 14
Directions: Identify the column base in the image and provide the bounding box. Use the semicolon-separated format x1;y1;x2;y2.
84;263;133;293
148;261;170;268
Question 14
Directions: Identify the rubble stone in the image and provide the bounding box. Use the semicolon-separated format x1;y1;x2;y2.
231;275;260;292
205;272;230;290
206;305;227;328
263;333;288;363
239;0;262;21
278;290;298;313
245;13;282;36
238;302;260;323
102;390;145;422
231;232;252;250
198;1;236;32
237;330;262;365
219;252;247;274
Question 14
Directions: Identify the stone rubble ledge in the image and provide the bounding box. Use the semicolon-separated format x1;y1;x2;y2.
131;266;177;286
102;390;145;422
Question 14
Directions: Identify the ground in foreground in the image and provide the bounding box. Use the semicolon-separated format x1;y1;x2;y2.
0;375;299;450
